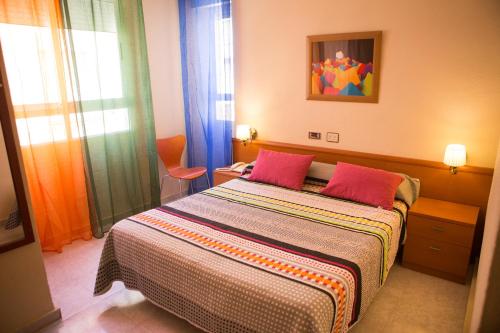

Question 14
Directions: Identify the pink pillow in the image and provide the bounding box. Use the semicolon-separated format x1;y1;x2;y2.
320;162;403;210
248;149;314;190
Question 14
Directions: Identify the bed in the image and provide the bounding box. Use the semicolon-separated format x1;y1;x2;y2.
94;176;407;333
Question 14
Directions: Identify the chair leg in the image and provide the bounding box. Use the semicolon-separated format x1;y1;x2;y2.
205;173;211;189
189;180;194;194
178;179;183;199
160;174;167;194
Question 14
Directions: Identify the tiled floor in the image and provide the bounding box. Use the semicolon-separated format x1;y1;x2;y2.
42;237;119;320
41;237;470;333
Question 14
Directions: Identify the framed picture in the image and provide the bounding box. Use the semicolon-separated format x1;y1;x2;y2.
307;31;382;103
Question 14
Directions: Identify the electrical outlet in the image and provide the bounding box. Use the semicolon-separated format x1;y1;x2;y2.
326;132;339;143
308;131;321;140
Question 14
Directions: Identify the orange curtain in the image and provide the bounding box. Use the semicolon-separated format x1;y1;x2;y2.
0;0;91;251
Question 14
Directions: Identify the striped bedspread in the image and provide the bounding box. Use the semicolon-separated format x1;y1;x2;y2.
95;178;407;333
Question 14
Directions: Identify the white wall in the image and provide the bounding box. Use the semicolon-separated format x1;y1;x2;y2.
469;139;500;332
0;95;55;332
142;0;187;202
233;0;500;168
0;241;56;332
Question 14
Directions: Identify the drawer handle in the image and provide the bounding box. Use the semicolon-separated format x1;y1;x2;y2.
429;246;441;252
431;226;445;232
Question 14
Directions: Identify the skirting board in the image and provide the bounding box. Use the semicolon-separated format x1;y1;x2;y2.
18;307;61;333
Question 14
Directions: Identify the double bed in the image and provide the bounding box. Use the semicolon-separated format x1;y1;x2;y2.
95;175;407;333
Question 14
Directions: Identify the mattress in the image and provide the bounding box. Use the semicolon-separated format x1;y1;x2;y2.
94;178;407;333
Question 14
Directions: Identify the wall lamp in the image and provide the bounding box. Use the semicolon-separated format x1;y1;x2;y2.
443;144;466;175
236;124;257;146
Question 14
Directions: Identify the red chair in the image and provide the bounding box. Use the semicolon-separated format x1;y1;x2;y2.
156;135;210;197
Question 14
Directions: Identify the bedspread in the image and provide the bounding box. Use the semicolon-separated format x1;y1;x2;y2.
95;178;406;333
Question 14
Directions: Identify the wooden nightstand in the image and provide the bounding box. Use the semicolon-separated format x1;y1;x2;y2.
213;169;241;186
402;197;479;283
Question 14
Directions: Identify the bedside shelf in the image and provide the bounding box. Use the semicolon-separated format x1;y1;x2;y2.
402;197;479;283
213;169;241;186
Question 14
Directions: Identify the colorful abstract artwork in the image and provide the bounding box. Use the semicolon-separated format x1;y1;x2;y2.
307;31;381;103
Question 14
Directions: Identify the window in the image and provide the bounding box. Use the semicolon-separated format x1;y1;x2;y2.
0;1;129;147
0;24;61;105
214;16;234;121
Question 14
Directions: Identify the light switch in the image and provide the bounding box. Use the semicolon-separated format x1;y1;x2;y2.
326;132;339;143
308;131;321;140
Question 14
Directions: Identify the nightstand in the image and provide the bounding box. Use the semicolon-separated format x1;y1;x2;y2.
402;197;479;283
213;169;241;186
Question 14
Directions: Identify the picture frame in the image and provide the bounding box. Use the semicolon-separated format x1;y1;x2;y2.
307;31;382;103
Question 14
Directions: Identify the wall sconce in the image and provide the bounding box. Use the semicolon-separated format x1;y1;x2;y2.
443;144;466;175
236;124;257;145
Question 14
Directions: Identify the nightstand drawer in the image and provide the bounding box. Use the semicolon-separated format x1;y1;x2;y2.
407;215;474;248
403;235;470;279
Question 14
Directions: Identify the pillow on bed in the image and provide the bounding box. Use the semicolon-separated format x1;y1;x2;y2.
321;162;403;210
243;161;335;182
307;161;336;181
248;149;314;190
307;162;419;206
395;173;420;206
245;159;420;206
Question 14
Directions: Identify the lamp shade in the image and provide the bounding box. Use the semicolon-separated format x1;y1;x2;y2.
236;124;251;141
443;144;466;167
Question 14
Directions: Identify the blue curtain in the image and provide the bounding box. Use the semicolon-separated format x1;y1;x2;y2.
179;0;234;192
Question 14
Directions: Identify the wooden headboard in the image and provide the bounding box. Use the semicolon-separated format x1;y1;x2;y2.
233;138;494;256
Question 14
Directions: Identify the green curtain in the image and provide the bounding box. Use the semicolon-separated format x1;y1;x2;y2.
60;0;160;237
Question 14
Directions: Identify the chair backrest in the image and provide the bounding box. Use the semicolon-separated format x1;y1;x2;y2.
156;135;186;171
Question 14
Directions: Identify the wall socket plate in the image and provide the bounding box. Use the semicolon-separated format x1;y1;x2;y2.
326;132;339;143
308;131;321;140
